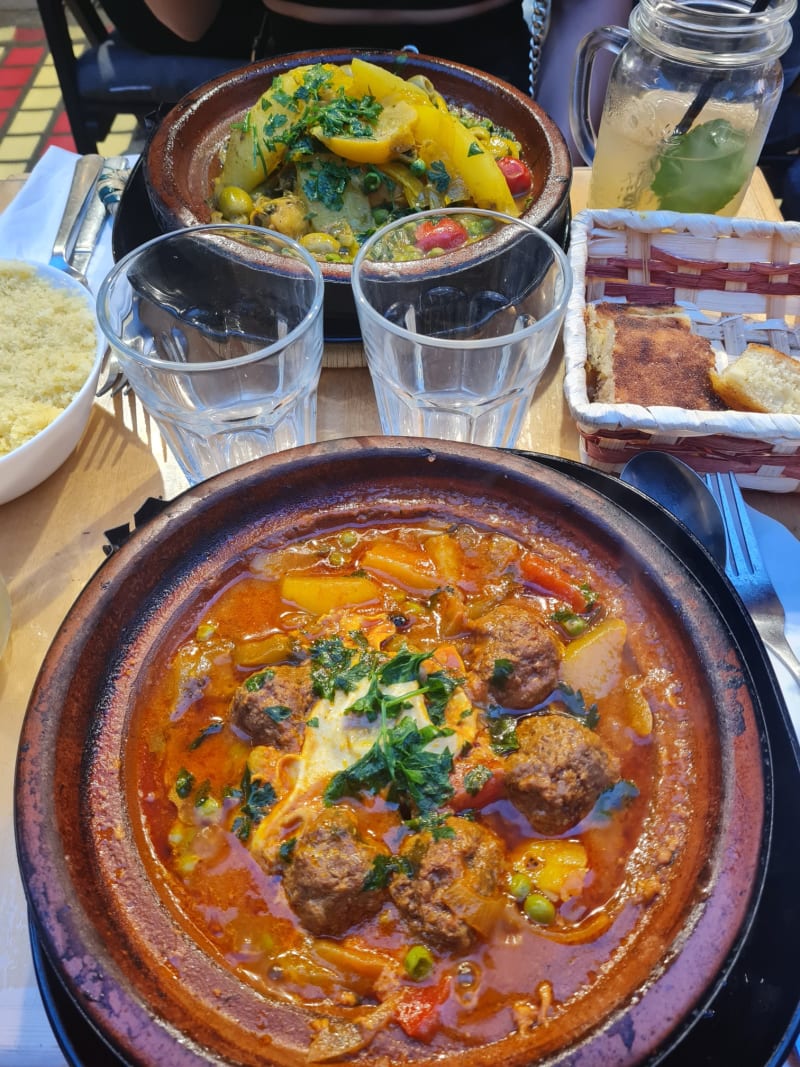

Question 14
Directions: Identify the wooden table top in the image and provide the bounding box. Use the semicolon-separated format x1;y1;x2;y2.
0;163;796;1067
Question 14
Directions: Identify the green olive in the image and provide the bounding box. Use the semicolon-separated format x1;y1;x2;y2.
217;185;254;220
523;892;556;925
403;944;434;981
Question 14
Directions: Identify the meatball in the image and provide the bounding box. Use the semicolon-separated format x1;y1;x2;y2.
389;818;503;952
282;806;388;936
505;714;621;835
468;600;559;709
230;662;313;751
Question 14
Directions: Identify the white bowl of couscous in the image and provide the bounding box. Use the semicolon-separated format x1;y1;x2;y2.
0;261;105;506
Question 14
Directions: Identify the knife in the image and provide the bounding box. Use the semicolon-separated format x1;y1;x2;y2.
49;153;103;273
68;156;131;287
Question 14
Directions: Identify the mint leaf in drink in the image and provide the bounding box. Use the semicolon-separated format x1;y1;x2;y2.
651;118;749;213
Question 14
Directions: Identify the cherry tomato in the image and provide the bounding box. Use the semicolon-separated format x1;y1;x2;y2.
497;156;533;197
414;218;469;253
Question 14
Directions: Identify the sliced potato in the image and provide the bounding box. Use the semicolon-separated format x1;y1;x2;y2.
560;618;627;702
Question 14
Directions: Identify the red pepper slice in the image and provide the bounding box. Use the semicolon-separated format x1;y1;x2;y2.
497;156;533;197
394;975;452;1042
414;218;469;253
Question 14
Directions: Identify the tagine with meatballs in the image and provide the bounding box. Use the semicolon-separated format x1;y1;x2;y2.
129;515;707;1061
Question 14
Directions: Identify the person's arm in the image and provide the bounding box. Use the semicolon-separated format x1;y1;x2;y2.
142;0;224;41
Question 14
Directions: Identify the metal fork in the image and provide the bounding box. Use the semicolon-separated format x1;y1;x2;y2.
704;471;800;687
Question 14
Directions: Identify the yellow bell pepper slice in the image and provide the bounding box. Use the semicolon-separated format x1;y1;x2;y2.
348;57;430;106
314;99;418;164
413;103;519;216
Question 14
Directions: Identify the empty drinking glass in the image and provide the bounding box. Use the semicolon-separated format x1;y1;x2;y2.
97;224;324;484
352;208;571;447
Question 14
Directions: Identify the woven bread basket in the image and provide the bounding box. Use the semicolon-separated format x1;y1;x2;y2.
564;209;800;492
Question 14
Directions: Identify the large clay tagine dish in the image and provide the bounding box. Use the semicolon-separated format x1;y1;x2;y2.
15;439;768;1067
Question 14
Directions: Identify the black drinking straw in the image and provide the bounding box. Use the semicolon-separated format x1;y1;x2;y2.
671;0;773;137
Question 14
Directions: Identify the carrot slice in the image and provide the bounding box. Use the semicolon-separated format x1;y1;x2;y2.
519;552;587;613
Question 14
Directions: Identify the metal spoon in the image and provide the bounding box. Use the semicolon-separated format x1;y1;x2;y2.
619;451;728;567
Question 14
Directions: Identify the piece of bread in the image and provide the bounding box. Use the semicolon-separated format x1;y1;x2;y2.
709;343;800;415
584;302;725;410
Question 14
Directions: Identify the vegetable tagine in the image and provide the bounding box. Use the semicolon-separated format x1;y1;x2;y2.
131;516;701;1061
212;58;534;262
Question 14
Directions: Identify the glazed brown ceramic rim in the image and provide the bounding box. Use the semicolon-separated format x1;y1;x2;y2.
15;439;768;1066
142;48;573;284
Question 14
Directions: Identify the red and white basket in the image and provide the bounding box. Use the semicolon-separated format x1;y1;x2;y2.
564;209;800;492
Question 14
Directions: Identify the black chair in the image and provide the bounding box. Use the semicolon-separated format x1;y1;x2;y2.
36;0;246;155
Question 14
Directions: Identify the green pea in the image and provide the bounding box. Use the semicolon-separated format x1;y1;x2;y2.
339;530;358;548
523;893;556;925
508;872;532;902
403;944;434;981
362;169;382;193
409;158;427;176
372;208;390;226
328;550;345;567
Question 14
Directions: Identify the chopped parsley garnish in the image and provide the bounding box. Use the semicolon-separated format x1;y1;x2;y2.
278;837;297;863
404;811;457;841
362;853;412;891
467;141;484;157
244;668;274;692
254;66;384;162
262;704;292;723
194;779;212;808
175;768;194;799
310;636;375;699
592;779;639;823
302;159;352;210
307;716;320;728
463;764;493;796
579;582;598;610
232;764;278;841
490;658;515;687
556;683;600;729
427;160;451;194
324;716;454;814
189;718;224;749
488;714;520;756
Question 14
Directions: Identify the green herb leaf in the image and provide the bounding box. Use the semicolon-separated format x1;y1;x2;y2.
427;160;451;194
488;714;520;756
324;716;454;814
490;658;515;687
463;764;493;796
307;716;320;728
650;118;749;214
310;636;375;699
591;779;639;823
403;811;457;841
556;683;599;729
244;668;275;693
233;764;277;841
175;767;194;799
262;704;292;723
189;719;224;749
362;853;412;891
467;141;483;157
279;837;297;863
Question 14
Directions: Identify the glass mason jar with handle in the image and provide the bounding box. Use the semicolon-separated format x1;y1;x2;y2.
570;0;795;215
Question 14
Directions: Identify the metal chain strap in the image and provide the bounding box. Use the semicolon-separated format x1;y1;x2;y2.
522;0;552;97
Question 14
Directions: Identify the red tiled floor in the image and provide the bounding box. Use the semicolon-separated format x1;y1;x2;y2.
4;46;45;66
0;66;32;88
52;109;71;134
44;132;77;152
0;88;21;109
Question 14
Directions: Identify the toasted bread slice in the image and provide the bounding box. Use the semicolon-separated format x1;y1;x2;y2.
710;343;800;415
584;302;724;410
